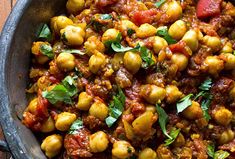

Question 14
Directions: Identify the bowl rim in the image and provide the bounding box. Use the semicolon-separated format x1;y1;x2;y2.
0;0;32;158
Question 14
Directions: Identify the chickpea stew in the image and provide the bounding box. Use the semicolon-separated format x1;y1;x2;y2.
22;0;235;158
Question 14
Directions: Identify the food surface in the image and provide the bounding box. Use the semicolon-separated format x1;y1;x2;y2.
22;0;235;158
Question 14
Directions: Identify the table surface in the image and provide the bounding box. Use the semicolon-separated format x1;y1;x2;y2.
0;0;17;158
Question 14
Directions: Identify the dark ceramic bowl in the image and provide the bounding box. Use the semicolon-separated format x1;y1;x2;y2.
0;0;66;158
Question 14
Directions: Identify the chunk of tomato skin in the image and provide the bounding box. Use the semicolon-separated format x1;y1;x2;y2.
36;89;49;120
132;9;158;26
169;41;190;58
196;0;222;19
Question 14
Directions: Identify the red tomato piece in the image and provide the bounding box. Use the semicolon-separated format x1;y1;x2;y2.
196;0;222;18
169;41;191;57
36;89;49;119
132;9;158;26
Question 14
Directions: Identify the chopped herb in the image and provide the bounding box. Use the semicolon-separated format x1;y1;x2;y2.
156;104;172;139
201;93;213;120
127;147;132;153
127;28;135;36
62;76;78;97
156;26;177;44
104;32;122;48
105;87;126;127
207;144;215;158
111;42;135;52
164;128;181;146
61;49;85;55
40;44;54;59
199;78;212;91
37;24;52;41
155;0;166;8
214;150;230;159
61;32;68;42
100;14;112;20
176;94;193;113
139;46;155;68
68;119;84;134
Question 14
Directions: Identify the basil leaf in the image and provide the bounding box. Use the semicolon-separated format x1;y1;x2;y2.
199;78;212;91
105;87;126;127
69;119;83;134
40;44;54;59
127;28;135;36
139;46;155;68
61;49;85;55
37;24;52;41
155;0;166;8
214;150;230;159
207;144;215;158
176;94;193;113
156;26;177;44
111;42;135;52
62;76;78;97
156;104;172;139
100;14;112;20
164;128;181;146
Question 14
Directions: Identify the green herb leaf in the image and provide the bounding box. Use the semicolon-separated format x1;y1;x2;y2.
139;46;155;68
111;42;135;52
104;33;122;48
155;0;166;8
105;87;126;127
176;94;193;113
127;28;135;36
40;44;54;59
156;104;172;139
69;119;84;134
214;150;230;159
207;144;215;158
164;128;181;146
61;49;85;55
199;78;212;91
100;14;112;20
156;26;177;44
37;24;52;41
201;94;213;121
62;76;78;97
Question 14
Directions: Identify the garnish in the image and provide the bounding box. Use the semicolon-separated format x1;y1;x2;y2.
199;78;212;91
156;26;177;44
127;28;135;36
68;119;84;134
139;45;155;68
176;94;193;113
155;0;166;8
164;128;181;146
37;24;52;41
100;14;113;20
105;87;126;127
40;44;54;59
60;49;85;55
207;144;230;159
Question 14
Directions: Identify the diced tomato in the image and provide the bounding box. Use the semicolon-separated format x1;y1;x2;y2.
169;41;192;57
36;89;49;119
196;0;222;19
132;9;158;26
22;112;41;131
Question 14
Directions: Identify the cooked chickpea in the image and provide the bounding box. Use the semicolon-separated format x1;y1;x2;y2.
146;105;156;113
138;148;157;159
203;35;222;52
119;20;138;32
56;53;75;72
66;0;85;14
218;129;235;145
41;134;63;158
213;107;232;126
166;85;183;103
27;98;38;114
166;1;182;22
89;51;106;73
77;92;93;111
156;144;173;159
182;101;203;120
60;25;85;46
171;53;188;71
89;131;109;153
169;20;187;40
111;53;124;71
112;141;135;159
173;133;185;147
41;117;55;133
182;29;199;52
31;42;50;64
140;84;166;104
51;16;73;34
220;42;233;53
203;56;224;76
123;51;142;74
37;76;51;91
55;112;77;131
136;23;157;38
84;36;105;56
152;36;168;54
102;28;120;43
89;100;109;121
220;53;235;70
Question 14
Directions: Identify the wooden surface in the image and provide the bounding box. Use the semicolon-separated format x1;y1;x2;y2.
0;1;17;158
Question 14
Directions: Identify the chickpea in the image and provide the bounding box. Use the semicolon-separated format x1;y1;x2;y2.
41;117;55;133
111;53;124;71
66;0;85;14
37;76;51;91
220;53;235;70
27;98;38;114
41;134;63;158
203;56;224;76
136;23;157;38
146;105;156;113
220;42;233;53
171;53;188;71
119;20;138;32
102;28;120;43
218;129;235;145
60;25;85;46
138;148;157;159
182;101;203;120
55;112;77;131
165;85;183;103
169;20;187;40
123;51;142;74
182;30;199;52
36;55;50;65
56;53;75;72
50;16;73;34
77;92;93;111
89;100;109;121
213;107;232;126
31;42;50;64
173;133;185;147
203;35;222;52
152;36;168;54
84;36;105;56
112;141;135;159
89;51;106;73
166;1;182;22
156;144;174;159
89;131;109;153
